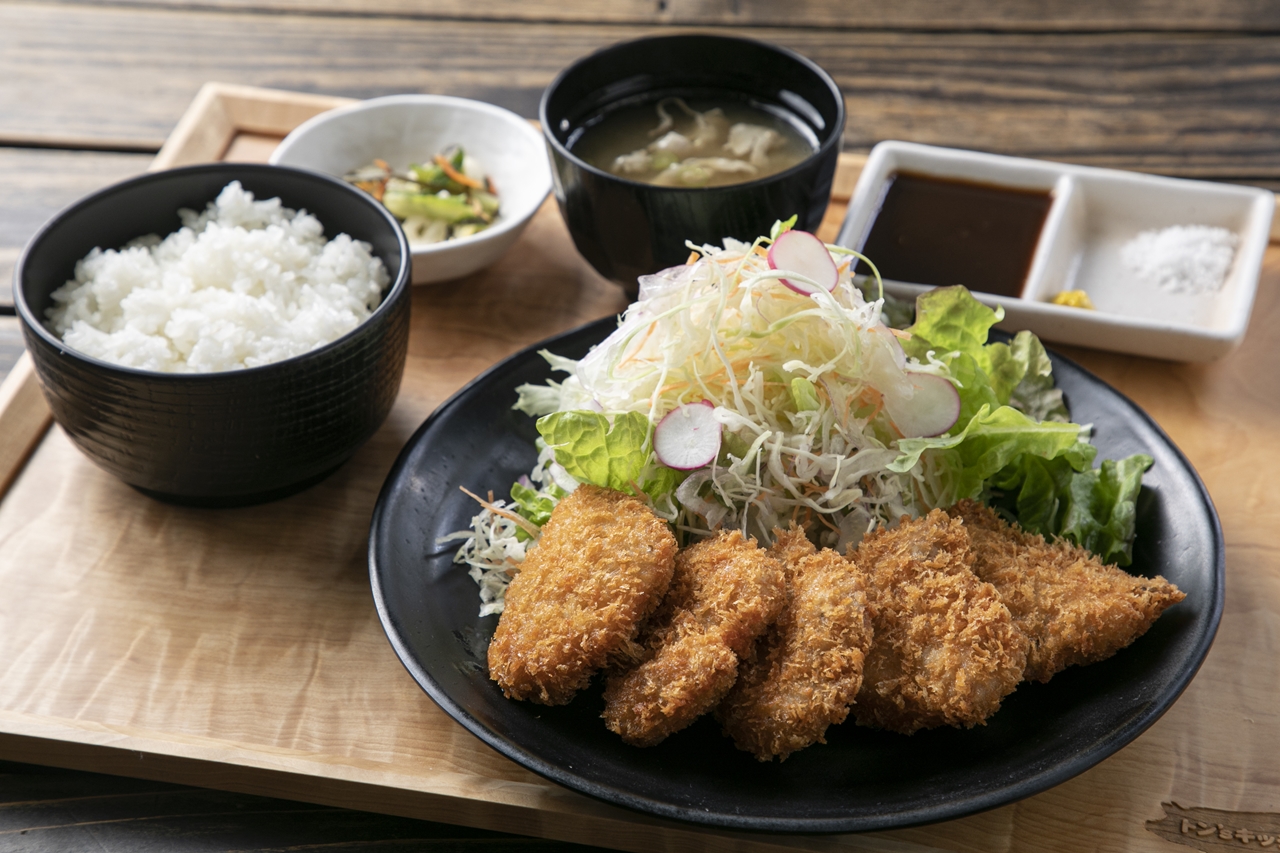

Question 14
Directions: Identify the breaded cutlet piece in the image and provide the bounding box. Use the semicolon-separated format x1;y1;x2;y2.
768;525;818;567
602;530;786;747
852;509;1028;734
487;485;677;705
949;499;1186;683
717;529;874;761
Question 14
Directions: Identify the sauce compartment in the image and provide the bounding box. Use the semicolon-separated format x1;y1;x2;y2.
836;141;1273;361
854;172;1053;298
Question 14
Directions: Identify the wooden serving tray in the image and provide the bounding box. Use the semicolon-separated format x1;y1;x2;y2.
2;82;1279;853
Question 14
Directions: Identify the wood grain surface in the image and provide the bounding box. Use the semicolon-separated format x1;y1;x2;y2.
1;79;1279;852
64;0;1280;33
0;147;152;307
0;355;49;500
5;2;1280;846
0;319;23;381
8;1;1280;182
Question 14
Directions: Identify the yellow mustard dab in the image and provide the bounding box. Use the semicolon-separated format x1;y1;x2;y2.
1050;290;1096;310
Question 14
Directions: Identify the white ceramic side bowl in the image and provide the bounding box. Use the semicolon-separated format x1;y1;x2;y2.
271;94;552;284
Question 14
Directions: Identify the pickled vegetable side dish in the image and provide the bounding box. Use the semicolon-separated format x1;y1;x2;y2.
344;147;500;244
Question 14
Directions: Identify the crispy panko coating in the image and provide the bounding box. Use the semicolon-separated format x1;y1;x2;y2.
768;525;818;567
487;485;677;705
851;509;1028;734
602;530;786;747
717;529;874;761
949;499;1186;683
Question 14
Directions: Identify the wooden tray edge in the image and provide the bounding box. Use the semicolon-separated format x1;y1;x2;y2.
0;715;920;853
151;81;355;171
0;353;51;500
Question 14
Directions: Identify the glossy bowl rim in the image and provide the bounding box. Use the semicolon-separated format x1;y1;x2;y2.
270;93;553;253
15;161;412;383
538;32;846;193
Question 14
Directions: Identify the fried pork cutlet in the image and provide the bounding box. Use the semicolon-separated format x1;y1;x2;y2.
717;528;874;761
602;530;786;747
487;485;677;705
949;499;1186;683
852;509;1028;734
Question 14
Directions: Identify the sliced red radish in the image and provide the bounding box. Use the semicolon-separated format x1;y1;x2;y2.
862;326;912;402
767;230;838;295
654;401;722;470
881;373;962;438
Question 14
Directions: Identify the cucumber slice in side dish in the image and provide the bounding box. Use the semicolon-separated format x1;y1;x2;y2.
383;190;477;224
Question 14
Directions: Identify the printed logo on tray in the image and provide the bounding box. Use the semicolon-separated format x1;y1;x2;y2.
1148;804;1280;850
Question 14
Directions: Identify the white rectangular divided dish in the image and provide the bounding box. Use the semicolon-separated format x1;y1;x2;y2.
835;141;1274;361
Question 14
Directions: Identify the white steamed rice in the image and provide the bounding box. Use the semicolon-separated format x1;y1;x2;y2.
45;181;390;373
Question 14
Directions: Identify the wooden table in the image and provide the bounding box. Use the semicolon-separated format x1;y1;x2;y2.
3;4;1280;851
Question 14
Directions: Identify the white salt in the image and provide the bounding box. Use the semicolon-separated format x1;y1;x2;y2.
1120;224;1238;296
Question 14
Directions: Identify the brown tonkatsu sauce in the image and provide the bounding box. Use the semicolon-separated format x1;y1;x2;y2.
854;172;1052;298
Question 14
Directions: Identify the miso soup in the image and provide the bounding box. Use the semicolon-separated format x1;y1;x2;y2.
570;96;815;188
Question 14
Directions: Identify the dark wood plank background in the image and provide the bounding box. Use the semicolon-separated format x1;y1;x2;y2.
7;2;1280;180
3;1;1279;848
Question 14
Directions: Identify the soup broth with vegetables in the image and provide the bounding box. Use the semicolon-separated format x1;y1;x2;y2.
571;96;814;188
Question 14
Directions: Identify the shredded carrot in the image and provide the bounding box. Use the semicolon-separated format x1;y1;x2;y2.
788;502;819;527
752;244;769;258
459;486;541;538
889;328;913;340
815;512;841;534
435;154;483;189
373;158;391;171
616;322;658;369
355;180;387;202
628;480;655;503
858;387;885;422
687;251;699;264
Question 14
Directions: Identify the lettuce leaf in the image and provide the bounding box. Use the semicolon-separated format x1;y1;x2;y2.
900;286;1032;429
535;409;686;501
510;480;562;527
890;404;1091;509
537;410;650;491
987;451;1152;565
901;288;1072;426
1006;332;1069;422
893;287;1152;563
1060;454;1153;565
508;480;566;541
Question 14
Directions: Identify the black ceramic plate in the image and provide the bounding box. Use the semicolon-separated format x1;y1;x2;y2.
368;317;1223;834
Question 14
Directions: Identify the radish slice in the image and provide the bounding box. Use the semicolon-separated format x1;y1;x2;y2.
767;230;839;295
654;401;722;470
881;373;962;438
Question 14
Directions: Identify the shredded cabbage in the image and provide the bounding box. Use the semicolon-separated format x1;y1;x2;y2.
449;227;1150;614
